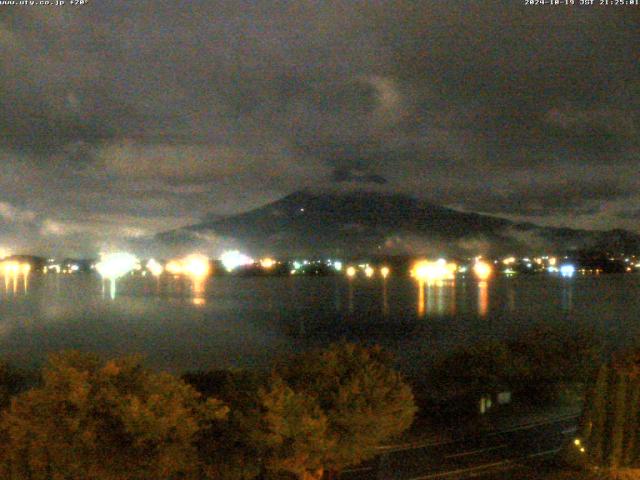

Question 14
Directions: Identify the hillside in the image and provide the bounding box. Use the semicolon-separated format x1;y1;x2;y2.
155;191;640;258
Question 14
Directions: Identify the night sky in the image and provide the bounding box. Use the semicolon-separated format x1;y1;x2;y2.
1;1;639;256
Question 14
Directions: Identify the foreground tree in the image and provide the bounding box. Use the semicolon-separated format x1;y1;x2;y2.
0;351;227;480
279;342;417;476
429;340;525;404
252;377;332;480
509;325;601;401
0;363;32;411
428;326;602;413
577;350;640;477
188;343;416;479
187;369;268;480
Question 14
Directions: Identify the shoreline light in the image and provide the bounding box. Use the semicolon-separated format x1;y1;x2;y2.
473;260;493;281
220;250;254;272
95;252;139;280
411;259;457;283
560;264;576;278
260;257;276;269
183;254;210;277
165;255;211;277
146;259;164;277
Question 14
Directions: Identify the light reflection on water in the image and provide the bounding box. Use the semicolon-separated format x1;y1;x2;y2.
1;272;28;297
478;281;488;317
0;273;640;375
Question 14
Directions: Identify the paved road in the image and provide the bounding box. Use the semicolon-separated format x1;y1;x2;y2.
340;415;579;480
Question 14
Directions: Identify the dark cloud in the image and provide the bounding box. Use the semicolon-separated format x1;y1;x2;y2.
0;1;639;254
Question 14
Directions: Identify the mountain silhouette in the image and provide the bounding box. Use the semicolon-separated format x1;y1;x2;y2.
156;191;640;258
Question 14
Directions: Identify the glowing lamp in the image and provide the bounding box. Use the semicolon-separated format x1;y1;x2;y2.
95;252;139;280
165;260;183;275
220;250;254;272
146;259;164;277
560;264;575;278
411;259;456;283
183;254;210;277
473;260;493;281
260;257;276;269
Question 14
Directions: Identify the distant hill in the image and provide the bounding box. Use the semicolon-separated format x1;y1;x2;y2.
155;191;640;258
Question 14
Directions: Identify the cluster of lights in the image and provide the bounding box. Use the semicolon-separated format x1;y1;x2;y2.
0;260;31;277
411;259;457;283
289;258;345;275
344;264;391;279
165;255;211;277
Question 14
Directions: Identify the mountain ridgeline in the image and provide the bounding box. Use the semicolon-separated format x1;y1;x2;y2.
156;191;640;258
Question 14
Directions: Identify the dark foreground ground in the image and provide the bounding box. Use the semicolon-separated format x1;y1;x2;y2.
341;412;579;480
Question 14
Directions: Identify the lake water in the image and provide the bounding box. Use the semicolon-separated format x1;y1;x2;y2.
1;273;640;376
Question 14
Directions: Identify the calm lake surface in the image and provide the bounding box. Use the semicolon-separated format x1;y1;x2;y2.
1;273;639;375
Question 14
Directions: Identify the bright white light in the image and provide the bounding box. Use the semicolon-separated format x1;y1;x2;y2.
293;261;302;270
146;258;164;277
560;264;576;278
95;252;139;280
334;261;343;271
364;266;374;278
346;266;357;278
220;250;254;272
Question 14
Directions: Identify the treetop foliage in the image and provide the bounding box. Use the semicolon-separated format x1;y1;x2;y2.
0;343;416;480
0;350;227;480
